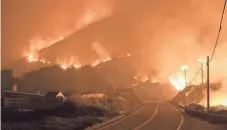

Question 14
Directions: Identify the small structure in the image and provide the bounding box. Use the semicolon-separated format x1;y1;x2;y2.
82;92;104;99
45;92;66;103
62;92;73;97
1;69;13;90
12;84;17;92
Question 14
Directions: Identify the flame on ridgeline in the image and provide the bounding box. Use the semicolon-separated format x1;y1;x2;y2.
91;41;112;67
24;47;132;71
134;74;159;84
56;56;81;70
23;2;113;66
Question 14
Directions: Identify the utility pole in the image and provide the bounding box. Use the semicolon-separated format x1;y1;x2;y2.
201;63;204;86
184;69;187;88
201;62;204;106
181;65;188;105
206;56;210;112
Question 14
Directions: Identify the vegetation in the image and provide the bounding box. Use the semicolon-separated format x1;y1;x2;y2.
172;83;222;106
185;103;227;124
2;92;140;129
13;65;113;94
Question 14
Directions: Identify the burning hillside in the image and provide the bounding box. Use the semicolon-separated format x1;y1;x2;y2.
21;0;113;64
3;0;227;107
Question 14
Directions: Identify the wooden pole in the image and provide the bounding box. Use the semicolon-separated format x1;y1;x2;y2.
206;56;210;111
184;69;187;87
201;63;204;86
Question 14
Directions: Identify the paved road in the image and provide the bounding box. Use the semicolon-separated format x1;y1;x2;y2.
99;103;158;130
98;102;227;130
138;102;183;130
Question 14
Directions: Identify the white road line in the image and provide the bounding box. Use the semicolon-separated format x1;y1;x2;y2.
97;104;147;130
169;103;184;130
133;103;159;130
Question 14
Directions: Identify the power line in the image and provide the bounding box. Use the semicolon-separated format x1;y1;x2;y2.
189;68;201;84
210;0;227;62
187;0;226;87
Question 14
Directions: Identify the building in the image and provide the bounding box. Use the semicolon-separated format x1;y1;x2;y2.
12;84;18;92
82;92;104;99
1;69;13;90
45;92;66;103
62;92;73;97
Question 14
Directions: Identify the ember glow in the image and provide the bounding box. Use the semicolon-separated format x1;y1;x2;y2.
18;0;227;107
56;56;81;70
168;55;227;107
180;65;189;71
91;57;111;67
23;35;66;61
211;98;227;106
169;73;187;91
27;54;39;63
23;1;113;68
134;74;159;83
24;52;130;71
169;65;189;91
200;95;227;107
91;41;112;67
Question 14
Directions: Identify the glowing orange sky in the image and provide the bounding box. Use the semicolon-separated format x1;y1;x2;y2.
2;0;227;69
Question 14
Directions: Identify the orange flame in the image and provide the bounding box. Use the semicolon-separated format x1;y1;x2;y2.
26;53;39;63
169;65;189;91
56;56;81;70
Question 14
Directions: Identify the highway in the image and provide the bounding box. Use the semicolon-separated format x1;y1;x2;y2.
98;102;227;130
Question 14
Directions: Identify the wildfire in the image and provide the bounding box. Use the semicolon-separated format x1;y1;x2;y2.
170;62;227;107
181;65;189;71
23;2;112;69
212;98;227;106
169;65;189;91
91;57;111;67
150;77;159;83
26;53;39;63
91;60;102;67
134;74;157;83
74;64;81;69
56;56;81;70
23;50;227;107
225;100;227;106
169;75;186;91
59;64;68;70
200;96;227;107
24;52;114;70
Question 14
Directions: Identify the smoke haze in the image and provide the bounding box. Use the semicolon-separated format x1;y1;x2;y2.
2;0;227;86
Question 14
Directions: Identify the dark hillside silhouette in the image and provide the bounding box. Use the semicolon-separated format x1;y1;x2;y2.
14;65;113;94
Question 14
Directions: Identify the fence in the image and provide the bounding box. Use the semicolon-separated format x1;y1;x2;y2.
3;97;29;108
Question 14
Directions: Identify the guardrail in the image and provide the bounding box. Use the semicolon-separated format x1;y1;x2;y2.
184;106;227;124
3;91;44;96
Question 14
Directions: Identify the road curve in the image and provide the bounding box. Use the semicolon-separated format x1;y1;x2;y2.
97;102;226;130
99;103;159;130
139;102;183;130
